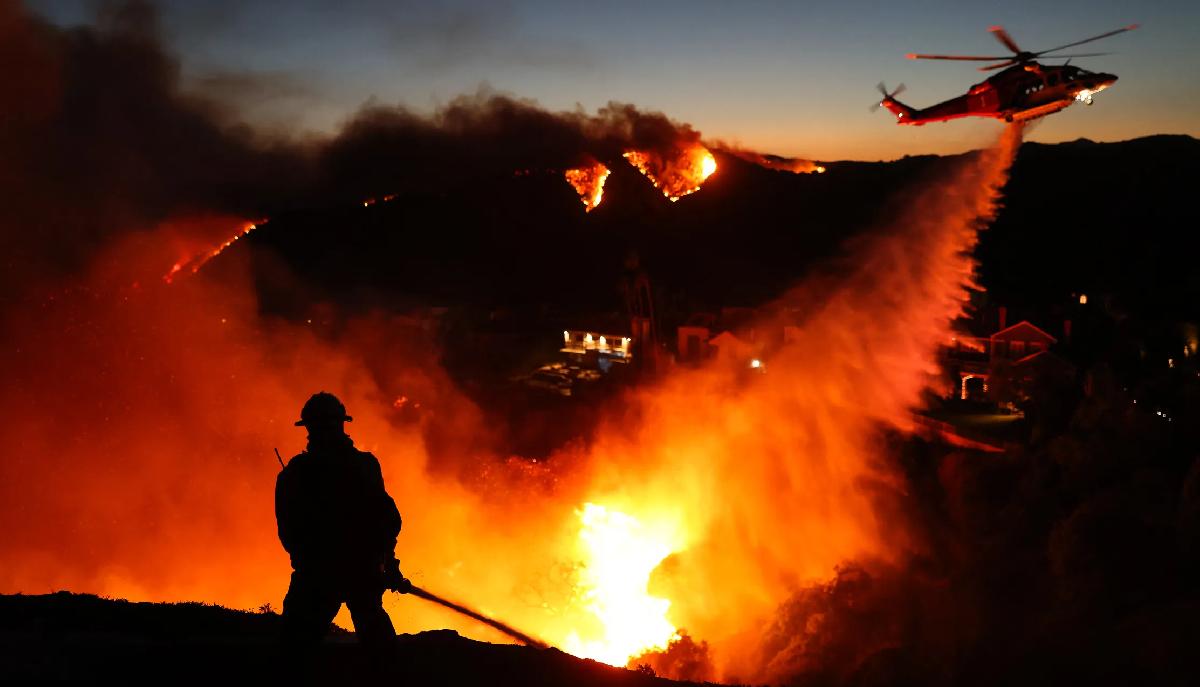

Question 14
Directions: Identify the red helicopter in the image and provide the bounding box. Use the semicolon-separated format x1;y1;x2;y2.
874;24;1138;125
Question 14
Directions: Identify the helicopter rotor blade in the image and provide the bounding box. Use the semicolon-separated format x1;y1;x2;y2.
907;53;1011;61
978;61;1017;71
988;25;1023;55
1035;24;1139;55
1038;52;1112;59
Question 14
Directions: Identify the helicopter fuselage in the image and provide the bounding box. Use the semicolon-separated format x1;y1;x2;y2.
882;63;1118;125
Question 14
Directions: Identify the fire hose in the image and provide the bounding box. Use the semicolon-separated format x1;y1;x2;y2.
397;584;549;650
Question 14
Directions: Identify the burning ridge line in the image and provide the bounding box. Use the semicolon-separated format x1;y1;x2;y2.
165;145;726;283
164;220;265;283
622;144;717;202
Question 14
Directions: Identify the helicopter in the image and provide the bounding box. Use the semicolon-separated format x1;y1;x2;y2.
874;24;1138;125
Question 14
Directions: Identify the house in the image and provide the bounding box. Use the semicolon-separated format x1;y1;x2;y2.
562;328;633;367
677;325;712;361
675;309;766;365
990;321;1056;361
946;320;1065;401
708;330;757;363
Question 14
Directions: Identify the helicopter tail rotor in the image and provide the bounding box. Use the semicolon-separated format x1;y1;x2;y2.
870;82;906;112
871;83;915;122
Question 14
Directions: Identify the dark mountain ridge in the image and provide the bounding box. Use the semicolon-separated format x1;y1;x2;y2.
243;134;1199;324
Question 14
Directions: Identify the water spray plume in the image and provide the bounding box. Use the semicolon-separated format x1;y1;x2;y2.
565;124;1026;680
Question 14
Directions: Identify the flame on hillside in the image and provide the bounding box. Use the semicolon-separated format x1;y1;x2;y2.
725;149;826;174
623;144;717;202
564;162;611;212
164;220;263;283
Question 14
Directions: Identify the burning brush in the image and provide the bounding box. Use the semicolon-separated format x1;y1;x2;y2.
623;144;718;202
564;161;611;212
163;220;264;283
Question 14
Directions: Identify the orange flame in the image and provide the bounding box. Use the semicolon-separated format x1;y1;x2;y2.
724;150;826;174
623;144;717;202
563;503;685;664
564;162;611;212
163;220;263;283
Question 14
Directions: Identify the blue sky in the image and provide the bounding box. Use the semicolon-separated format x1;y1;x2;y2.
31;0;1200;160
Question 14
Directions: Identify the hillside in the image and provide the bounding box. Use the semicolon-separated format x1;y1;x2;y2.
242;135;1200;321
0;592;699;686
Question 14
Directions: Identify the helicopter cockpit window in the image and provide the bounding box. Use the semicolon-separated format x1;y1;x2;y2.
1049;74;1059;85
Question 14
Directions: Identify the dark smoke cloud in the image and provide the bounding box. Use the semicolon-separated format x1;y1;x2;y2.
317;91;703;203
5;0;705;296
0;0;311;296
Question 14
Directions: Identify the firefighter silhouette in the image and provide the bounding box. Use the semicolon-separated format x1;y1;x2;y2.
276;392;408;650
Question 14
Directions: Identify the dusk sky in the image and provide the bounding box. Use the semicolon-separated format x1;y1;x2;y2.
32;0;1200;160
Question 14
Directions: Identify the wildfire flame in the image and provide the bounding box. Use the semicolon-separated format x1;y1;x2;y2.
564;162;611;212
164;220;262;283
564;503;684;665
729;151;826;174
623;144;717;202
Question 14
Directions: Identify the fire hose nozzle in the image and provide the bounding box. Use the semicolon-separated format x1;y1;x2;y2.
382;557;412;593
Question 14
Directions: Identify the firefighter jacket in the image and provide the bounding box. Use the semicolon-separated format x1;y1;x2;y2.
275;434;401;573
